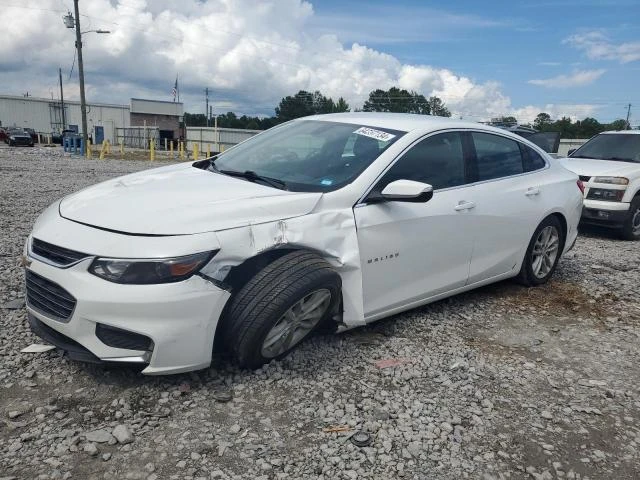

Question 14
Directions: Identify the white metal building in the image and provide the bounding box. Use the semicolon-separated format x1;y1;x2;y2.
0;94;130;143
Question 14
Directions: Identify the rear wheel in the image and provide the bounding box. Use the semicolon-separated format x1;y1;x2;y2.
221;251;341;369
620;197;640;241
517;216;564;286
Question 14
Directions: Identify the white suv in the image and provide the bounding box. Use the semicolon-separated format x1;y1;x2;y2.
560;131;640;240
24;113;582;374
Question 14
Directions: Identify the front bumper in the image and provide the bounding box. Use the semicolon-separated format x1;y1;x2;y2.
10;137;33;146
25;256;231;375
580;199;629;227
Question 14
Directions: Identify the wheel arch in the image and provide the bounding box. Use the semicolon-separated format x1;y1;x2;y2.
548;211;568;247
212;246;344;349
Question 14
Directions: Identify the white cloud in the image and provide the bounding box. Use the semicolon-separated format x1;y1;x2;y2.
0;0;598;123
565;32;640;63
528;69;606;88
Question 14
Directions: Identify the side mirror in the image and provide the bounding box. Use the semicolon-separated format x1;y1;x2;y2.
567;148;576;156
380;179;434;203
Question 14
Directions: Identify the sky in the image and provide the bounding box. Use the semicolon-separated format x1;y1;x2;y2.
0;0;639;124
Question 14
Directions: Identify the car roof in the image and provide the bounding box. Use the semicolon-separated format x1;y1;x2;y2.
599;130;640;135
302;112;514;136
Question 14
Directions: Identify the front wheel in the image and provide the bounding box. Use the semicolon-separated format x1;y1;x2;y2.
221;251;341;369
517;216;564;286
620;197;640;241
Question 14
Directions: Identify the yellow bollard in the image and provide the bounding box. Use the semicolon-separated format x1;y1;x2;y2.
87;140;92;159
150;139;155;161
193;143;199;161
106;140;111;154
119;140;124;156
206;144;210;158
179;141;184;160
164;138;168;151
99;141;106;160
169;140;174;158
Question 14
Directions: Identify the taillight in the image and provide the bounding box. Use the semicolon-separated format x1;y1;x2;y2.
577;179;585;195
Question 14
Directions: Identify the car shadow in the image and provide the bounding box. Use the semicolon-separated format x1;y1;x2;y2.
578;223;622;240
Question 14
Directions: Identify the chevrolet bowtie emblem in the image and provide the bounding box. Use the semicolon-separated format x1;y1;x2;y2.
20;255;32;268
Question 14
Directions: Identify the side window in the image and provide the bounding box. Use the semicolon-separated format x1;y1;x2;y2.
522;144;547;172
379;132;466;190
472;132;524;181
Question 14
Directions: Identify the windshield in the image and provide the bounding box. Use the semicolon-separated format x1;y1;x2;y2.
570;133;640;163
210;120;405;192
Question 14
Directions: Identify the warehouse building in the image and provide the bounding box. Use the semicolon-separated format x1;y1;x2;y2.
0;95;183;144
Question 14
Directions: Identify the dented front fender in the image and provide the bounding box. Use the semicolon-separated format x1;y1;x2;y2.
200;209;365;327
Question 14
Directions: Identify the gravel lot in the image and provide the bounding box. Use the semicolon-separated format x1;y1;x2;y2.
1;145;639;480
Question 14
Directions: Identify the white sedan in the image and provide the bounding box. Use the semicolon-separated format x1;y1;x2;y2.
24;113;583;374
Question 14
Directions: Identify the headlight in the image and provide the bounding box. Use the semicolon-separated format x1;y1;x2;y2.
89;251;217;284
586;188;625;202
593;176;629;185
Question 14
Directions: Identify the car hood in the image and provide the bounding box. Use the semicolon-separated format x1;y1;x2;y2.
558;157;640;178
10;134;30;138
59;163;323;235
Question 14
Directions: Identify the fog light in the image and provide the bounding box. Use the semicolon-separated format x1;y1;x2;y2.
597;211;610;219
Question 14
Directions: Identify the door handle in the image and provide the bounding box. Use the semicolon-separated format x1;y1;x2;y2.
525;187;540;196
454;201;476;211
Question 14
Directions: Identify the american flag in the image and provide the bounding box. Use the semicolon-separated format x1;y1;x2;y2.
172;76;178;101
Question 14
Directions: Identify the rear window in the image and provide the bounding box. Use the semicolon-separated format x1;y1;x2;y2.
522;144;547;172
472;132;524;181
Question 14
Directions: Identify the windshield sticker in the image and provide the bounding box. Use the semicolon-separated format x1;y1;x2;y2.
353;127;396;142
320;179;333;186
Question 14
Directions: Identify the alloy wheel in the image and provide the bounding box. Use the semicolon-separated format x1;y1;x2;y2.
632;207;640;237
531;225;560;279
261;288;332;359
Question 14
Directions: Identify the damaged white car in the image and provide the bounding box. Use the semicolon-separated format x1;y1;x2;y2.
24;113;583;374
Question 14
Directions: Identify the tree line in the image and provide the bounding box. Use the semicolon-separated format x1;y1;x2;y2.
184;87;630;138
184;87;451;130
491;114;630;138
531;113;629;139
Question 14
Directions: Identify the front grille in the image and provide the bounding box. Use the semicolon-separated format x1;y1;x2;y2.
31;238;88;267
579;175;591;182
25;270;76;322
96;324;153;351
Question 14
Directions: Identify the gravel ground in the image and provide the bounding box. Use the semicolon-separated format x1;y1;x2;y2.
1;145;639;480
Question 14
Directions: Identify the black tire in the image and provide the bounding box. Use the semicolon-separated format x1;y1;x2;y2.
517;216;565;287
221;251;341;369
620;196;640;241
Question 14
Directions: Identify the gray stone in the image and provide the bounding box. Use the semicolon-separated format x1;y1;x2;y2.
85;429;114;443
83;442;99;456
112;424;134;444
3;299;25;309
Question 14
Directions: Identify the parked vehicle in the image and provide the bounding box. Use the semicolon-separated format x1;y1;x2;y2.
560;131;640;240
24;113;583;374
489;122;561;155
24;127;38;142
6;128;34;147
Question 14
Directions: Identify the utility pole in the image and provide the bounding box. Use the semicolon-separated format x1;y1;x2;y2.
59;68;66;130
626;103;632;130
205;87;209;127
73;0;88;150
